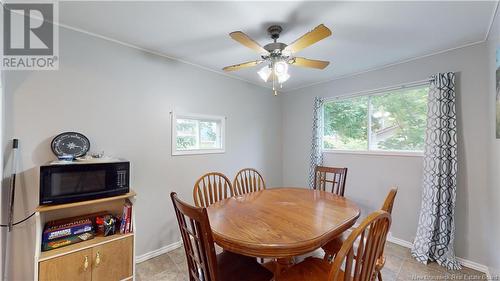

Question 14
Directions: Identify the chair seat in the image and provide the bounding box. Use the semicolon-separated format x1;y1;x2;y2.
279;257;344;281
217;251;273;281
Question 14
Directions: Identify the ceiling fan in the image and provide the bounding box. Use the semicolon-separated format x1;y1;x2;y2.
223;24;332;95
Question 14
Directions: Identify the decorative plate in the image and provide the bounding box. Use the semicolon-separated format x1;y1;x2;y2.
51;132;90;158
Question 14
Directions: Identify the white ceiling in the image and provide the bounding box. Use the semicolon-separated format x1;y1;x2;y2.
57;1;497;91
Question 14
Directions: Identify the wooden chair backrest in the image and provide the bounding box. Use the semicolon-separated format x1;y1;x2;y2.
376;187;398;268
193;172;234;207
171;192;218;281
233;168;266;196
313;166;348;196
329;210;392;281
381;187;398;214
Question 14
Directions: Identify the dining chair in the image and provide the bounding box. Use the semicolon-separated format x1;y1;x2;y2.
322;188;398;281
279;210;392;281
171;192;273;281
233;168;266;196
313;166;348;196
193;172;234;208
314;166;348;259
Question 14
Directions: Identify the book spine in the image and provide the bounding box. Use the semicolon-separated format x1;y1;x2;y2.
129;204;133;233
120;204;127;234
125;204;131;233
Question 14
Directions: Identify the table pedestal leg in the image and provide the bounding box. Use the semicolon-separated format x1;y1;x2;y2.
273;258;294;280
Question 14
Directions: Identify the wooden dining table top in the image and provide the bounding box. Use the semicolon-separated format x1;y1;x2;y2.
206;187;360;258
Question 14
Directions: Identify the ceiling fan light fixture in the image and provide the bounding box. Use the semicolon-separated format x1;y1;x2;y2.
258;66;272;81
274;61;288;76
277;73;290;83
282;50;292;57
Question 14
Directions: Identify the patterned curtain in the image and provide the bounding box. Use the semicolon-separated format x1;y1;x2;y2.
308;97;324;188
411;72;461;270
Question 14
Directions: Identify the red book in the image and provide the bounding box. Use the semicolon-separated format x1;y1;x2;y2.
120;204;128;234
126;204;131;233
124;200;132;233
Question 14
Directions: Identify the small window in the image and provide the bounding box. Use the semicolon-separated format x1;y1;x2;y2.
172;112;225;155
323;85;429;154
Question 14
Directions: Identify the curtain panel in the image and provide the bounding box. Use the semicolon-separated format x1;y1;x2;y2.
411;72;461;270
308;97;324;188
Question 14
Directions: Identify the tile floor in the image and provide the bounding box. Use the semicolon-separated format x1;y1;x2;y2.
136;242;486;281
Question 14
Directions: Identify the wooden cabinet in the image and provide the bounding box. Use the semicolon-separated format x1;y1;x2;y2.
39;237;133;281
92;236;133;281
34;192;136;281
39;248;92;281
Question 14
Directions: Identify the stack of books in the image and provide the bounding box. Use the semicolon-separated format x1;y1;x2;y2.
119;199;133;234
42;217;94;251
41;202;133;252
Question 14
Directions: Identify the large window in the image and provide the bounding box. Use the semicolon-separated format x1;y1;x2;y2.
172;113;225;155
322;85;429;154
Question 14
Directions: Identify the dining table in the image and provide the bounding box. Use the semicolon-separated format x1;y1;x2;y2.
206;187;360;279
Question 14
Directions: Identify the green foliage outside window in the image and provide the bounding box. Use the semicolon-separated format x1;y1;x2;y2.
176;136;196;149
175;118;220;150
323;86;429;152
323;97;368;150
371;88;428;150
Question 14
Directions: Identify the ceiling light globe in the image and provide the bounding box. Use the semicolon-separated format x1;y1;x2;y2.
274;61;288;75
258;66;272;81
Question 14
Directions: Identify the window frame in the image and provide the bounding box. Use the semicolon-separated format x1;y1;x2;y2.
171;112;226;156
321;82;429;157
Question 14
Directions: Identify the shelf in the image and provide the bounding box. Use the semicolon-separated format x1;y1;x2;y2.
39;232;134;261
36;191;136;213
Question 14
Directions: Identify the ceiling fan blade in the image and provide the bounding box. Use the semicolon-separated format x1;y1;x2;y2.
285;24;332;53
222;60;264;72
292;57;330;69
229;31;269;54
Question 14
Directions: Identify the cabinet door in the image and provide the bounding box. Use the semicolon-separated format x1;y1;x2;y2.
92;236;133;281
39;248;92;281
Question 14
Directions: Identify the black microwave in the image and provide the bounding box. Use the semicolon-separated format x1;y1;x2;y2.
39;160;130;205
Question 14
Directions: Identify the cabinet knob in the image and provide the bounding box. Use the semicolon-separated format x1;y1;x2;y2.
95;251;101;267
83;256;89;271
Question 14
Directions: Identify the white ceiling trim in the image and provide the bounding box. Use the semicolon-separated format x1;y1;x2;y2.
58;20;490;95
285;39;486;93
1;2;274;92
13;2;495;94
55;21;274;91
485;0;500;41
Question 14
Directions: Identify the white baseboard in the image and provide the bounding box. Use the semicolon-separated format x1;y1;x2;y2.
135;241;183;263
386;233;413;248
386;233;491;277
137;235;493;278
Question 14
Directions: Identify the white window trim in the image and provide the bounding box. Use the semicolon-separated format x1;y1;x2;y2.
323;79;430;102
323;149;424;157
171;112;226;156
321;80;430;157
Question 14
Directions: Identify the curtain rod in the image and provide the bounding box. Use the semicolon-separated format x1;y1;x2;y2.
324;78;432;102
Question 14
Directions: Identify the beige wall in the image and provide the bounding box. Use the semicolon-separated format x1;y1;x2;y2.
2;27;283;280
281;42;491;266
